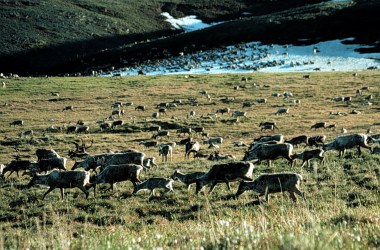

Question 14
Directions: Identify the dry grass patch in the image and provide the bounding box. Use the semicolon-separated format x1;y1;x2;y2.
0;71;380;249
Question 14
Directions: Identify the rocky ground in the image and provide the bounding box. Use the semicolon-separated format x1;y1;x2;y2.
0;0;378;76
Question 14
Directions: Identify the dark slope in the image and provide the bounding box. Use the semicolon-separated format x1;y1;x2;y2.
0;0;378;75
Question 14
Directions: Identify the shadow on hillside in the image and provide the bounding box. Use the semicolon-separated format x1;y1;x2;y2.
0;0;379;76
0;29;178;76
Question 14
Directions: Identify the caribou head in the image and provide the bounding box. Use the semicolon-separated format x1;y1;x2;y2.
68;138;93;159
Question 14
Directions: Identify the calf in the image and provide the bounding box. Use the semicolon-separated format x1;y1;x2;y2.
188;110;196;117
111;102;122;109
178;137;192;146
275;107;289;116
193;151;210;159
177;127;192;136
75;125;89;134
111;120;124;129
19;130;33;137
89;164;143;196
185;141;201;158
66;126;77;134
111;109;125;117
203;137;223;147
152;130;170;139
143;157;158;169
124;101;133;107
311;122;326;130
259;121;278;130
63;106;74;111
156;102;169;108
232;111;247;118
171;170;205;190
159;145;172;162
133;178;174;196
193;127;204;134
256;98;267;104
0;164;5;179
152;112;159;118
139;141;158;148
293;149;325;167
235;173;304;203
326;124;336;130
146;126;161;132
242;101;253;108
135;105;145;111
100;122;111;131
372;147;380;155
26;170;90;200
10;120;24;127
261;125;275;131
195;161;254;194
216;108;230;115
208;152;235;161
158;108;166;115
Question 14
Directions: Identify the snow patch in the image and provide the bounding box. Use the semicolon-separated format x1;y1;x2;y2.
161;12;221;32
104;39;380;76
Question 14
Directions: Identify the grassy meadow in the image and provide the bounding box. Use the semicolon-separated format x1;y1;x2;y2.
0;72;380;249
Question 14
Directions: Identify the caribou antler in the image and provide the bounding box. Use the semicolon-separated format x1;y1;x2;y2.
68;138;93;159
72;141;80;152
12;146;21;160
82;138;93;151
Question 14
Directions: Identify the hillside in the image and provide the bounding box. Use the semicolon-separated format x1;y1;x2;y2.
0;0;379;75
0;72;380;248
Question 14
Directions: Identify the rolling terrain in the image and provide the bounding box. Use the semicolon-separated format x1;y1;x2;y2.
0;0;379;75
0;72;379;248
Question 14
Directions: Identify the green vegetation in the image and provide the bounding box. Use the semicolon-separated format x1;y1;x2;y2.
0;72;380;249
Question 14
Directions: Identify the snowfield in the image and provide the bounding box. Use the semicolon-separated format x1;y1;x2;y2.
104;14;380;76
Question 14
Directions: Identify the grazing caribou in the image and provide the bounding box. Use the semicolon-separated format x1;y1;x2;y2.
9;120;24;127
195;161;254;194
97;152;145;170
88;164;143;196
35;148;60;161
185;141;201;159
171;170;205;190
323;133;372;158
26;157;67;175
26;170;90;200
139;141;158;148
311;122;326;130
159;145;172;162
235;173;304;203
308;135;326;147
133;178;174;196
293;149;325;168
275;107;289;115
244;143;293;167
285;135;309;147
152;130;170;139
2;160;32;177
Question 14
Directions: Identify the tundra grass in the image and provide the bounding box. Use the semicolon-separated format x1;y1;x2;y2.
0;72;380;249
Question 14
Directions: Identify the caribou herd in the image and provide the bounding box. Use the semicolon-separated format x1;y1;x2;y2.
2;129;378;203
1;79;379;205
